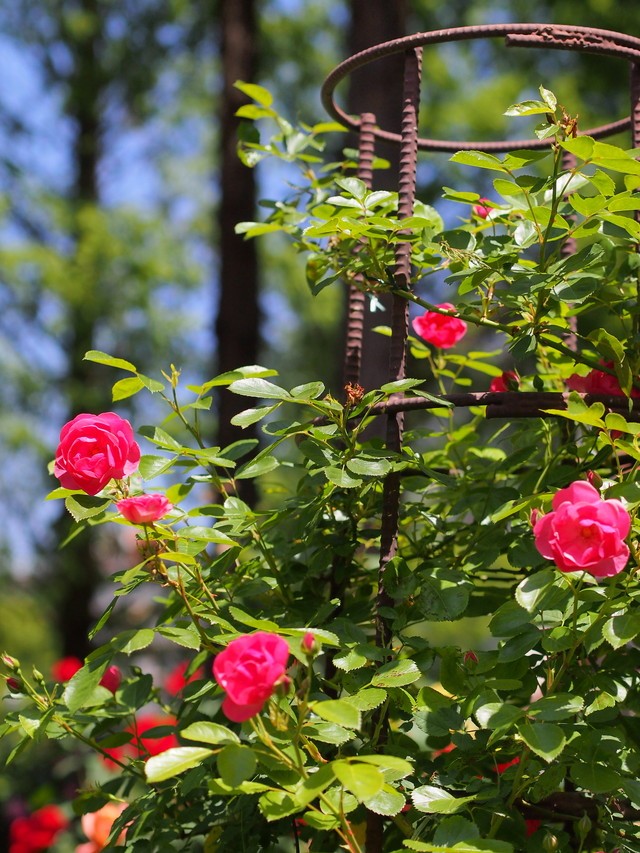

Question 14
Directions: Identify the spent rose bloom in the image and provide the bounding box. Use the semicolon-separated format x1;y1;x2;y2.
116;494;173;524
54;412;141;495
533;481;630;578
490;370;520;392
412;303;467;349
9;805;68;853
78;803;127;852
213;632;290;722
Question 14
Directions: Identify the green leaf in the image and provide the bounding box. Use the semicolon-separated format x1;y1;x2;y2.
528;694;583;721
145;747;213;783
515;570;566;613
235;455;280;479
181;722;240;746
178;526;236;546
474;702;522;730
344;688;387;712
138;455;176;480
84;350;137;373
63;662;108;714
504;99;552;117
412;785;476;814
560;136;595;161
450;151;508;172
570;762;621;793
403;842;513;853
417;575;470;621
111;628;155;655
333;761;385;802
156;625;201;650
65;495;111;522
364;785;406;816
312;699;361;729
228;378;291;400
234;81;273;107
112;376;145;401
602;612;640;649
217;744;257;787
324;467;363;488
371;659;421;688
346;457;392;477
258;791;300;821
517;722;566;762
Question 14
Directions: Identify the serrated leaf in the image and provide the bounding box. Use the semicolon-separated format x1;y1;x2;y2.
231;405;279;427
217;744;257;787
84;350;137;373
65;495;111;522
346;457;392;477
312;699;361;729
450;151;508;172
602;612;640;649
235;456;280;479
145;747;213;783
333;761;384;801
371;659;421;688
112;376;145;401
229;378;291;399
412;785;476;814
363;785;406;816
324;467;362;488
63;662;108;714
156;625;201;650
570;762;621;793
112;628;155;655
258;790;300;821
181;722;240;746
517;722;566;762
344;688;387;712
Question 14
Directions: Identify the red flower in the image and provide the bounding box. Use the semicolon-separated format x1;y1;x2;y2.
52;658;121;693
102;713;178;767
412;303;467;349
52;656;82;681
566;362;640;398
472;198;492;218
54;412;141;495
495;756;520;774
490;370;520;392
164;660;205;696
533;481;630;578
9;805;68;853
116;494;173;524
213;632;290;722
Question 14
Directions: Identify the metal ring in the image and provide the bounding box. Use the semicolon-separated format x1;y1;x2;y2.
321;24;640;152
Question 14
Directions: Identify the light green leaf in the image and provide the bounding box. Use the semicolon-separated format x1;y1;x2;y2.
181;722;240;746
258;790;300;821
324;467;363;488
371;659;421;688
112;628;155;655
217;744;257;787
84;350;137;373
344;688;387;712
65;495;111;522
234;81;273;106
112;376;145;401
412;785;476;814
363;784;406;816
229;378;291;400
333;761;385;802
346;457;392;477
312;699;361;729
450;151;508;172
145;747;213;783
62;662;108;714
235;456;280;479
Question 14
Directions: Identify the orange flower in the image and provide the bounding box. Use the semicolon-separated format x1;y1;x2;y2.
78;803;127;852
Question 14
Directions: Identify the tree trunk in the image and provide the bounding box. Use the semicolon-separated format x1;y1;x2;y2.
215;0;260;505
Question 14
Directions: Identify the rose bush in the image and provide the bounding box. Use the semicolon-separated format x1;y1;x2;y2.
533;480;631;578
53;412;140;495
212;631;290;722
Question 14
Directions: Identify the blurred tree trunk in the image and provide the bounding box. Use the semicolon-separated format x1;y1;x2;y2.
52;0;108;659
215;0;260;506
345;0;407;413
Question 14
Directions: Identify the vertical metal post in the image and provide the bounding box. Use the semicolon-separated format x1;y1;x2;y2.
631;62;640;341
560;149;578;351
343;113;376;389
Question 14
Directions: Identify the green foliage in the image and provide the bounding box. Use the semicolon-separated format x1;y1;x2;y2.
5;86;640;853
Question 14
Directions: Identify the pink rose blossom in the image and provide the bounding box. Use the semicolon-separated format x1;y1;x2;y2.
412;303;467;349
472;198;492;218
566;361;640;398
533;481;630;578
301;632;317;655
100;665;122;694
490;370;520;392
213;632;290;722
79;802;127;851
164;660;205;696
116;494;173;524
54;412;140;495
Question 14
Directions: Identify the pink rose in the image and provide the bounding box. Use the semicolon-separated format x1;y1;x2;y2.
412;303;467;349
164;660;205;696
533;481;630;578
54;412;141;495
100;665;122;694
566;361;640;398
472;198;492;218
213;632;290;722
79;802;127;851
490;370;520;392
116;494;173;524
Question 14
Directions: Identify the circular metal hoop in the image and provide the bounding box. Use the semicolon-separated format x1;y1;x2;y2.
321;23;640;152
